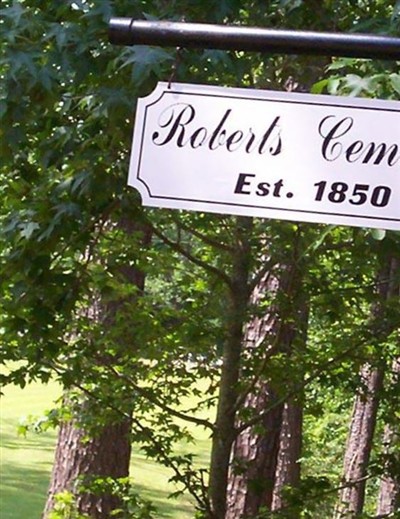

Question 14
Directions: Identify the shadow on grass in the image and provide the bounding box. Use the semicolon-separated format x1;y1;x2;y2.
1;427;56;453
131;481;195;518
1;461;51;519
1;430;200;519
1;464;194;519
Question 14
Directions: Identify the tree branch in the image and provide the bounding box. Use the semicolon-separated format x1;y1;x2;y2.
236;338;370;435
148;221;233;289
174;218;235;253
272;474;373;516
45;360;211;512
103;362;216;431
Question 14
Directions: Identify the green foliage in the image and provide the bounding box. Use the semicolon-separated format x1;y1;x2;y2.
48;491;89;519
255;476;334;518
78;477;157;519
48;484;156;519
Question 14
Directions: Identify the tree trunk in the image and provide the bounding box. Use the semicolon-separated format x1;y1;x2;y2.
335;365;384;518
376;357;400;517
226;246;307;519
271;297;308;515
271;398;303;512
226;383;284;518
376;259;400;517
43;219;150;518
42;417;132;518
209;217;253;519
336;257;399;519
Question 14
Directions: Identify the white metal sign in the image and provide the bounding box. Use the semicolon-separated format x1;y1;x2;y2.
129;82;400;230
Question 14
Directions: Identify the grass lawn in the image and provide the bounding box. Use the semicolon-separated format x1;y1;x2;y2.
1;382;61;519
1;382;211;518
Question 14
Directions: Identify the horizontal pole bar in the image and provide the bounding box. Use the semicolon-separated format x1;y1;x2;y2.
109;18;400;60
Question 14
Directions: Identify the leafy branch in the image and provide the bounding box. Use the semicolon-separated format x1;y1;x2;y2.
99;361;216;432
147;220;233;289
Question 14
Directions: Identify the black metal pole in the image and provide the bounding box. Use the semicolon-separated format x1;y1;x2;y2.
109;18;400;60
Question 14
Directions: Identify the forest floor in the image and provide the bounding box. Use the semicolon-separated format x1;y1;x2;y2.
1;381;211;519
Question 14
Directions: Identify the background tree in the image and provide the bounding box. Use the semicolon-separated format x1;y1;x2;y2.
376;356;400;517
335;256;399;518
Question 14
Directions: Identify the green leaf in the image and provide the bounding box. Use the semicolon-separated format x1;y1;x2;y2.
343;74;376;96
311;79;329;94
389;73;400;95
20;221;40;239
326;77;341;95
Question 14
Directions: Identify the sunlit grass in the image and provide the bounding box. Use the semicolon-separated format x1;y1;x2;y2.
1;382;61;519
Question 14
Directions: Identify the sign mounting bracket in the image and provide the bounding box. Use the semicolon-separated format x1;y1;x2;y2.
109;18;400;60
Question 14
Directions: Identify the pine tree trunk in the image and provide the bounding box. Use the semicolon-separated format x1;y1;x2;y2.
226;383;284;518
271;398;303;513
226;268;283;519
42;417;132;518
209;217;252;519
376;357;400;517
271;300;308;514
376;260;400;516
336;257;399;519
335;365;384;518
226;247;307;519
43;219;150;518
376;425;400;517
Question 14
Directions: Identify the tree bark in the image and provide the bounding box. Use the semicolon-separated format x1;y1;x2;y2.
335;365;384;518
376;258;400;517
271;296;308;515
42;417;132;518
226;382;284;518
376;357;400;517
226;246;307;519
271;398;303;512
336;257;399;519
209;217;253;519
43;219;150;518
